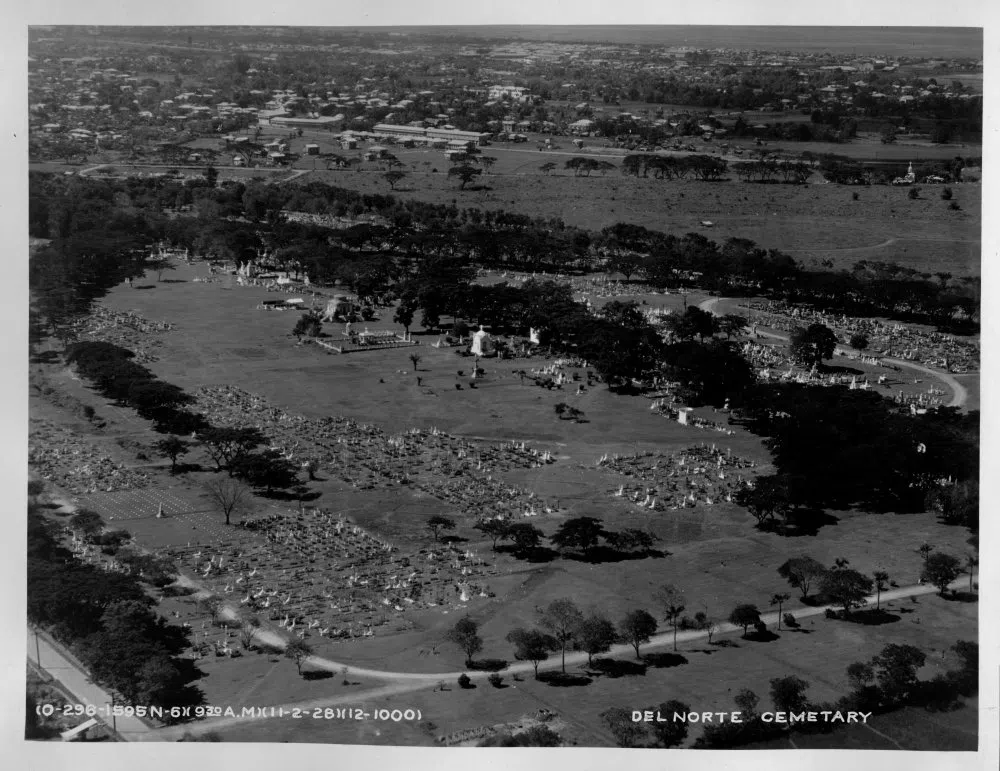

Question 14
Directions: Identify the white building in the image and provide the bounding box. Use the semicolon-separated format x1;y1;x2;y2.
488;85;530;101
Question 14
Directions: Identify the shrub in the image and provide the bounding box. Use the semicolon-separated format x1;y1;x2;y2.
907;187;921;200
783;613;798;628
457;673;472;689
824;608;838;619
941;186;953;200
949;201;961;210
488;673;504;688
852;192;859;201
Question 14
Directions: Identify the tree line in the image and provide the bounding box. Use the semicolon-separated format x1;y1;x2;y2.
29;173;978;342
28;506;204;719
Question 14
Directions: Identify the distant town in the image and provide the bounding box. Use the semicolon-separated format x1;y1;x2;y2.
29;26;982;173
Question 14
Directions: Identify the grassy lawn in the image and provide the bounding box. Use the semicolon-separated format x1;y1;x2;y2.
210;591;975;748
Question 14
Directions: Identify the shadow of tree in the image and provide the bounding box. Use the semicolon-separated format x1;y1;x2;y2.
469;658;509;672
745;629;781;642
843;609;902;625
644;652;688;669
537;672;592;687
302;670;333;681
943;591;978;603
588;658;647;677
774;508;840;537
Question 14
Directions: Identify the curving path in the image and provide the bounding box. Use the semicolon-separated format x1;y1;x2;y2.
129;576;972;741
698;297;968;408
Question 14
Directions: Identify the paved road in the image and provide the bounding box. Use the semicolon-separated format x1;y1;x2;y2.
27;627;151;737
698;297;968;408
137;576;971;741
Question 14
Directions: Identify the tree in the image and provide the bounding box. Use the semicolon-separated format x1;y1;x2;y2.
479;156;496;174
393;301;416;334
198;596;223;627
198;427;266;474
203;477;252;525
788;323;838;367
736;475;791;528
618;609;658;659
445;617;483;667
155;436;192;472
777;556;827;599
576;614;618;666
872;571;889;610
770;676;810;713
448;164;482;190
409;352;422;372
383;170;407;190
650;699;691;748
601;707;651;748
239;615;261;649
728;604;761;638
917;543;934;564
284;638;313;676
232;450;299;494
693;611;718;643
654;585;686;651
505;628;557;678
850;333;869;351
474;519;510;551
606;252;644;283
505;523;543;553
69;509;104;541
292;315;321;340
770;593;791;630
203;165;218;188
426;515;455;542
538;599;584;673
921;552;962;595
870;644;926;705
734;688;760;718
819;568;873;616
549;516;606;553
846;661;875;692
719;314;748;340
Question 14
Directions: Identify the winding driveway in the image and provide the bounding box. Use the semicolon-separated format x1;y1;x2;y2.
698;297;968;408
128;576;971;741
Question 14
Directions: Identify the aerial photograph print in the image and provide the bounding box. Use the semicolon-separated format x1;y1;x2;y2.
20;4;990;764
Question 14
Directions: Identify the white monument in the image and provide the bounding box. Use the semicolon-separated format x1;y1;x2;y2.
529;328;541;345
470;326;489;356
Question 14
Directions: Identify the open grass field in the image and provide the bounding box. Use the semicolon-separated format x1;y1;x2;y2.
287;161;980;277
